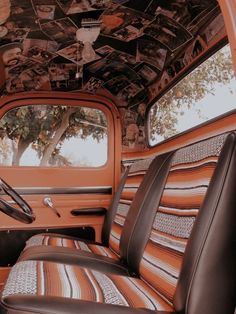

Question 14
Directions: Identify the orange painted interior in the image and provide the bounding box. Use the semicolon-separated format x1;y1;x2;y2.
0;194;112;242
0;93;121;240
0;267;10;290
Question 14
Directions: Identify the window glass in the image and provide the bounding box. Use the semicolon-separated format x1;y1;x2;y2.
149;44;236;145
0;105;108;167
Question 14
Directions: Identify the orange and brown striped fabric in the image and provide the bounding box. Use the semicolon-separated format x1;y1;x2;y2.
25;234;119;260
139;134;227;307
108;159;153;255
2;260;173;311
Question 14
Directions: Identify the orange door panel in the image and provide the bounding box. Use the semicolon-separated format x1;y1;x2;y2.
0;93;121;242
0;193;112;242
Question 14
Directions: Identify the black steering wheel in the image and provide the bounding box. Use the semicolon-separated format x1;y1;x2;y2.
0;178;35;224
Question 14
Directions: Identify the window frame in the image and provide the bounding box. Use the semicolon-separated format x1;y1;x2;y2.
0;103;109;169
146;37;228;148
0;92;122;191
0;95;113;170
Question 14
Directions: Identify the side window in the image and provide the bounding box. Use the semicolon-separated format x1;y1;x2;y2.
0;105;108;167
149;44;236;145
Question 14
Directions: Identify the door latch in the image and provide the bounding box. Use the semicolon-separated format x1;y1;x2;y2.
43;196;61;218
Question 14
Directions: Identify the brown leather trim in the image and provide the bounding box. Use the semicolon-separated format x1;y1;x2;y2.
1;296;173;314
102;167;130;246
19;246;129;276
120;152;173;273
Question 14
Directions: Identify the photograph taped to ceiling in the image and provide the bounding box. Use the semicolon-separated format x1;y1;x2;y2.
3;28;30;42
106;50;137;68
83;77;104;94
143;0;218;28
143;14;193;52
95;45;115;56
40;17;78;44
32;0;65;22
0;0;226;151
57;42;101;65
57;0;115;15
100;6;152;42
136;38;167;71
8;0;38;30
48;63;83;91
36;5;56;20
6;62;51;93
23;39;57;63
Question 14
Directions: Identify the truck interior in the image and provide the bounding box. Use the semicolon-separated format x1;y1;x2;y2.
0;1;235;313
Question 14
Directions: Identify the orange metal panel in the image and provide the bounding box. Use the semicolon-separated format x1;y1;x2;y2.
0;192;112;242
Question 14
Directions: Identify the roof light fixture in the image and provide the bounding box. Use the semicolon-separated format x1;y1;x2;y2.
76;19;101;63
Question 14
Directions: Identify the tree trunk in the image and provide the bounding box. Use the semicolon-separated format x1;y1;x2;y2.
12;138;31;166
40;108;76;166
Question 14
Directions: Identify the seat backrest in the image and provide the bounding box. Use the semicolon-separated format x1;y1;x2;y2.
123;133;236;313
106;158;155;255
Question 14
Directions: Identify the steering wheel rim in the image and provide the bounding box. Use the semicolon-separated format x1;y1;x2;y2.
0;178;35;224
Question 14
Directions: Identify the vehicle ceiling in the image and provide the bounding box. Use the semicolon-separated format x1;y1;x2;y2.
0;0;226;151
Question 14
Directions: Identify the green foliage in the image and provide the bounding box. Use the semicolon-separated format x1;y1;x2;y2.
0;105;107;166
150;45;234;142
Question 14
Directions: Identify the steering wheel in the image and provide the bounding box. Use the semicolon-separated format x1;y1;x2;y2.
0;178;35;224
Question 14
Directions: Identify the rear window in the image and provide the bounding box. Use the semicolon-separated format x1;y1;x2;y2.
148;44;236;146
0;105;108;167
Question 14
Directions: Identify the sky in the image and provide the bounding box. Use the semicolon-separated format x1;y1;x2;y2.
21;134;107;167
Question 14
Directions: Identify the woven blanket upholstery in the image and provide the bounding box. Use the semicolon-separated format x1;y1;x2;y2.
139;134;227;307
2;260;173;312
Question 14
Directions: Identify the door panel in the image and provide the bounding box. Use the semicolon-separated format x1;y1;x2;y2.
0;193;111;240
0;93;121;249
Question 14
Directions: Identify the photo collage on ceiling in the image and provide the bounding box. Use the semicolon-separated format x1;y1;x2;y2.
0;0;225;150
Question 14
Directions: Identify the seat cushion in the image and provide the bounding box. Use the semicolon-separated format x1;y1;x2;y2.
20;234;127;275
1;261;173;313
25;234;119;260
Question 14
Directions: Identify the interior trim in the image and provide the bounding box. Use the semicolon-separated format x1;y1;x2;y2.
0;186;112;195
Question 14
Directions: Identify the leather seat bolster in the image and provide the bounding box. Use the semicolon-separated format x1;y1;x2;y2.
102;167;130;246
120;152;173;272
174;133;236;314
19;246;129;276
1;296;175;314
